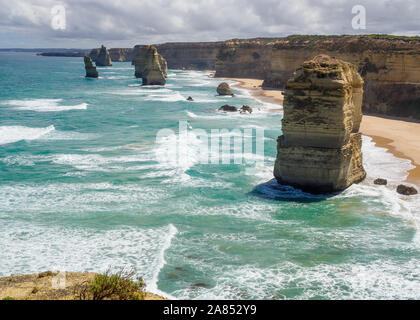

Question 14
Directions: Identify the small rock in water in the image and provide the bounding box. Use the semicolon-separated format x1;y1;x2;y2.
218;104;238;112
186;96;194;101
374;178;387;185
396;184;418;196
240;105;253;113
217;82;234;96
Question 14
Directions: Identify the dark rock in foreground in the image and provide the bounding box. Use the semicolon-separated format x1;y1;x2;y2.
219;105;238;112
396;184;418;195
187;96;194;101
240;105;253;113
374;178;388;185
84;56;98;78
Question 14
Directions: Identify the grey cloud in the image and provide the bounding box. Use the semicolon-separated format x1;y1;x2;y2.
0;0;419;48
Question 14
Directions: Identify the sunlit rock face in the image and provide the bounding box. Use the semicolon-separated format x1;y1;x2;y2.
274;55;366;194
134;45;166;85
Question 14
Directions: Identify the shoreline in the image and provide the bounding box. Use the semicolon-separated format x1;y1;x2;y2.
215;76;284;106
218;76;419;186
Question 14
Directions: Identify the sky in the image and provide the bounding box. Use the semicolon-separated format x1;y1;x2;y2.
0;0;419;48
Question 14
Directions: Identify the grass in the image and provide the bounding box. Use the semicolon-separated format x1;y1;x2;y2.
75;268;146;300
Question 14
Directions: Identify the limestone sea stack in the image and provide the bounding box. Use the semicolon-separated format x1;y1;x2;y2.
134;45;166;85
95;45;112;66
273;55;366;193
84;56;98;78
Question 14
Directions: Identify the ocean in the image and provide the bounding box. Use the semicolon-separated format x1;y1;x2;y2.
0;52;419;299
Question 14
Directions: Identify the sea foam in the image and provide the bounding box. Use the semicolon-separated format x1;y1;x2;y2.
1;99;87;112
0;125;55;145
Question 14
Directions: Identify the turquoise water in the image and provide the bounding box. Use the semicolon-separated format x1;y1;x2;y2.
1;52;420;299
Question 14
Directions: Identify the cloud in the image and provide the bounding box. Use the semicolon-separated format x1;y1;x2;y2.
0;0;419;48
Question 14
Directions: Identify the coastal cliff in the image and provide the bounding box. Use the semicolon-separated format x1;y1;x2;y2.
274;55;366;193
155;42;224;70
214;38;274;79
263;35;420;119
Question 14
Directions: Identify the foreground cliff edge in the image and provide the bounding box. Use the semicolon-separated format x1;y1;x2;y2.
0;271;166;300
274;55;366;194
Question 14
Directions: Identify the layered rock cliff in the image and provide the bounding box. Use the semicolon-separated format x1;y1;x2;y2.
274;55;366;193
155;42;224;70
95;45;112;66
214;38;275;79
134;45;166;85
262;35;420;119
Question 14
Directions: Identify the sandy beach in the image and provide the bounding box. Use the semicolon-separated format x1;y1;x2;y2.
220;77;284;105
360;116;420;185
222;77;420;185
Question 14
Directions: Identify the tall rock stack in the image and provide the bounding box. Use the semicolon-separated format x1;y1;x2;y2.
84;56;98;78
273;55;366;193
134;45;166;85
95;45;112;66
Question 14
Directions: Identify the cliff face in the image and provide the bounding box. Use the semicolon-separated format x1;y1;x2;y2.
263;35;420;119
90;48;133;62
274;55;366;193
214;38;274;79
155;42;224;70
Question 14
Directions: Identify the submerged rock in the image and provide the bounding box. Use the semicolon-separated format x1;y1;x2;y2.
240;105;253;113
95;45;112;66
374;178;388;185
84;56;98;78
396;184;418;195
274;55;366;194
134;45;166;85
219;104;238;112
217;82;233;96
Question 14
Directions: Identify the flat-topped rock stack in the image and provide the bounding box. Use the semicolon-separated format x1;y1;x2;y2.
274;55;366;193
84;56;98;78
134;45;167;85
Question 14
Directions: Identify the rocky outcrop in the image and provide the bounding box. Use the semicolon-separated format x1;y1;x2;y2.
95;45;112;66
134;45;166;85
240;105;253;113
84;56;98;78
396;184;418;195
216;82;233;96
219;105;238;112
273;55;366;194
374;178;388;185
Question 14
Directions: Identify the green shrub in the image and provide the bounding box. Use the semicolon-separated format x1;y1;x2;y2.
76;268;146;300
2;296;15;300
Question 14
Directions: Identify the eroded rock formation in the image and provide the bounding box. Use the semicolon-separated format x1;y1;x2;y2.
216;82;233;96
273;55;366;193
95;45;112;66
134;45;166;85
84;56;98;78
